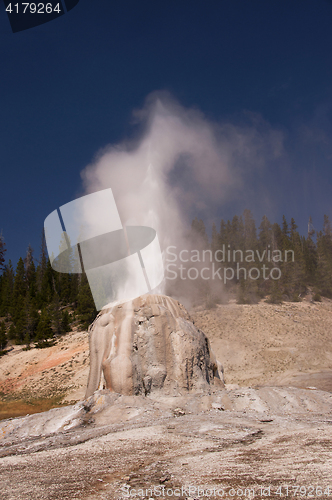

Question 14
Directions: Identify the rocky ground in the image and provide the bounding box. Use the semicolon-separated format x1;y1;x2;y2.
0;387;331;500
0;297;331;499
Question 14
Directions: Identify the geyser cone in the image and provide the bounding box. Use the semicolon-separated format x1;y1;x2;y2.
86;294;224;398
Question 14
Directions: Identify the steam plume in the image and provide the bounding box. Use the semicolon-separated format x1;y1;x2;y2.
81;92;283;252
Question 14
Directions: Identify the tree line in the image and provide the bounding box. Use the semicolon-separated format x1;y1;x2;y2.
0;231;96;354
190;210;332;305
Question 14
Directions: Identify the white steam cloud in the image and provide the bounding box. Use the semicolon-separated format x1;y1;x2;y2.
81;91;284;251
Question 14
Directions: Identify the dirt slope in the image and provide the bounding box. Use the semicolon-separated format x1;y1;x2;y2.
192;298;332;391
0;329;89;407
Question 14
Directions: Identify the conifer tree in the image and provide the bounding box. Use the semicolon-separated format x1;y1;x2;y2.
36;229;48;305
257;216;273;295
282;215;289;238
237;277;259;304
271;222;283;251
243;209;257;249
77;273;97;328
316;215;332;297
61;309;71;333
24;245;36;287
269;222;288;297
266;280;283;304
70;273;80;307
290;218;298;244
51;292;62;336
0;233;6;272
34;308;53;348
14;310;27;344
190;218;209;247
22;293;39;347
39;259;55;306
211;222;220;256
7;323;16;342
13;258;26;300
11;258;27;330
229;215;244;250
225;220;232;244
237;211;260;303
219;219;227;247
286;218;306;299
0;321;7;352
0;261;14;317
304;216;318;284
258;215;272;250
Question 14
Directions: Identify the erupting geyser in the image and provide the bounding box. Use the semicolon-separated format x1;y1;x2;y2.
86;294;224;398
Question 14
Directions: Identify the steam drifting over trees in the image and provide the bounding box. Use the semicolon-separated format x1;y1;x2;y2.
0;212;331;349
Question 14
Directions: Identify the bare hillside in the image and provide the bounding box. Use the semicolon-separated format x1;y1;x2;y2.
192;298;332;391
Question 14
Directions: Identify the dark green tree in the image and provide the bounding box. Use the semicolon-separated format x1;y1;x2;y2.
243;209;257;250
266;280;283;304
0;261;14;317
36;229;47;300
38;258;55;306
316;215;332;297
258;215;272;250
51;292;63;336
11;258;27;334
219;219;227;246
0;321;7;352
286;218;306;299
12;258;26;300
7;323;16;341
34;308;54;348
77;274;97;328
229;215;244;250
22;293;39;346
61;309;72;333
211;222;220;256
190;218;209;247
24;245;36;298
303;216;318;284
0;233;6;272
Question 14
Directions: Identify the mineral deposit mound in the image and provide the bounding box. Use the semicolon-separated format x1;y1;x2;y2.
85;294;224;398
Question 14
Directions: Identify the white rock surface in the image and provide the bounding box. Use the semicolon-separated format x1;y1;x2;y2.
86;294;224;398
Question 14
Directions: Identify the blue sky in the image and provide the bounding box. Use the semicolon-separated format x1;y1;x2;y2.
1;0;332;267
